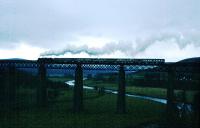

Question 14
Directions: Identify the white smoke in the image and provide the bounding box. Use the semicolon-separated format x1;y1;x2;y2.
40;41;135;57
40;32;200;61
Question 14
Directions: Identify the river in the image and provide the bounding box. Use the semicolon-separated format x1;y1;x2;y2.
65;79;193;114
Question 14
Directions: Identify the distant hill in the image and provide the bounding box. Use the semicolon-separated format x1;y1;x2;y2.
0;58;26;60
178;57;200;63
1;57;200;63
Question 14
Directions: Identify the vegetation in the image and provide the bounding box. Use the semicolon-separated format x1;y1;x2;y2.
0;71;167;128
48;76;73;83
84;78;196;103
0;71;197;128
0;87;166;128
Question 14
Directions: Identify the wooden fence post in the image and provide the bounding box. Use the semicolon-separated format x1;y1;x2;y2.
117;65;126;114
73;64;83;112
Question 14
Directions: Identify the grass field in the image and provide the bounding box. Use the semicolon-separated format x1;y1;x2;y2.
1;76;196;128
48;77;73;83
84;78;196;103
0;88;166;128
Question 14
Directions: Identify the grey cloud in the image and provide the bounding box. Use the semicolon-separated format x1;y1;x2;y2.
1;0;200;50
0;0;88;48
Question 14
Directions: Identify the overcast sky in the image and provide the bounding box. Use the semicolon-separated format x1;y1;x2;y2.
0;0;200;61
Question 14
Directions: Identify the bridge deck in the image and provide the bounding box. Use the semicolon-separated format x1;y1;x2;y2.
37;58;165;65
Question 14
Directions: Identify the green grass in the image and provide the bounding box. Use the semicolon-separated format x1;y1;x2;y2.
48;77;73;83
16;87;37;108
84;78;196;103
126;86;166;98
1;76;196;128
0;87;166;128
84;79;166;98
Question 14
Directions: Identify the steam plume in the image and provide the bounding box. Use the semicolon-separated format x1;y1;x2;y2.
40;32;200;58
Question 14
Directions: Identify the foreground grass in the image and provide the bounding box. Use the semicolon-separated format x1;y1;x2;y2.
0;88;166;128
